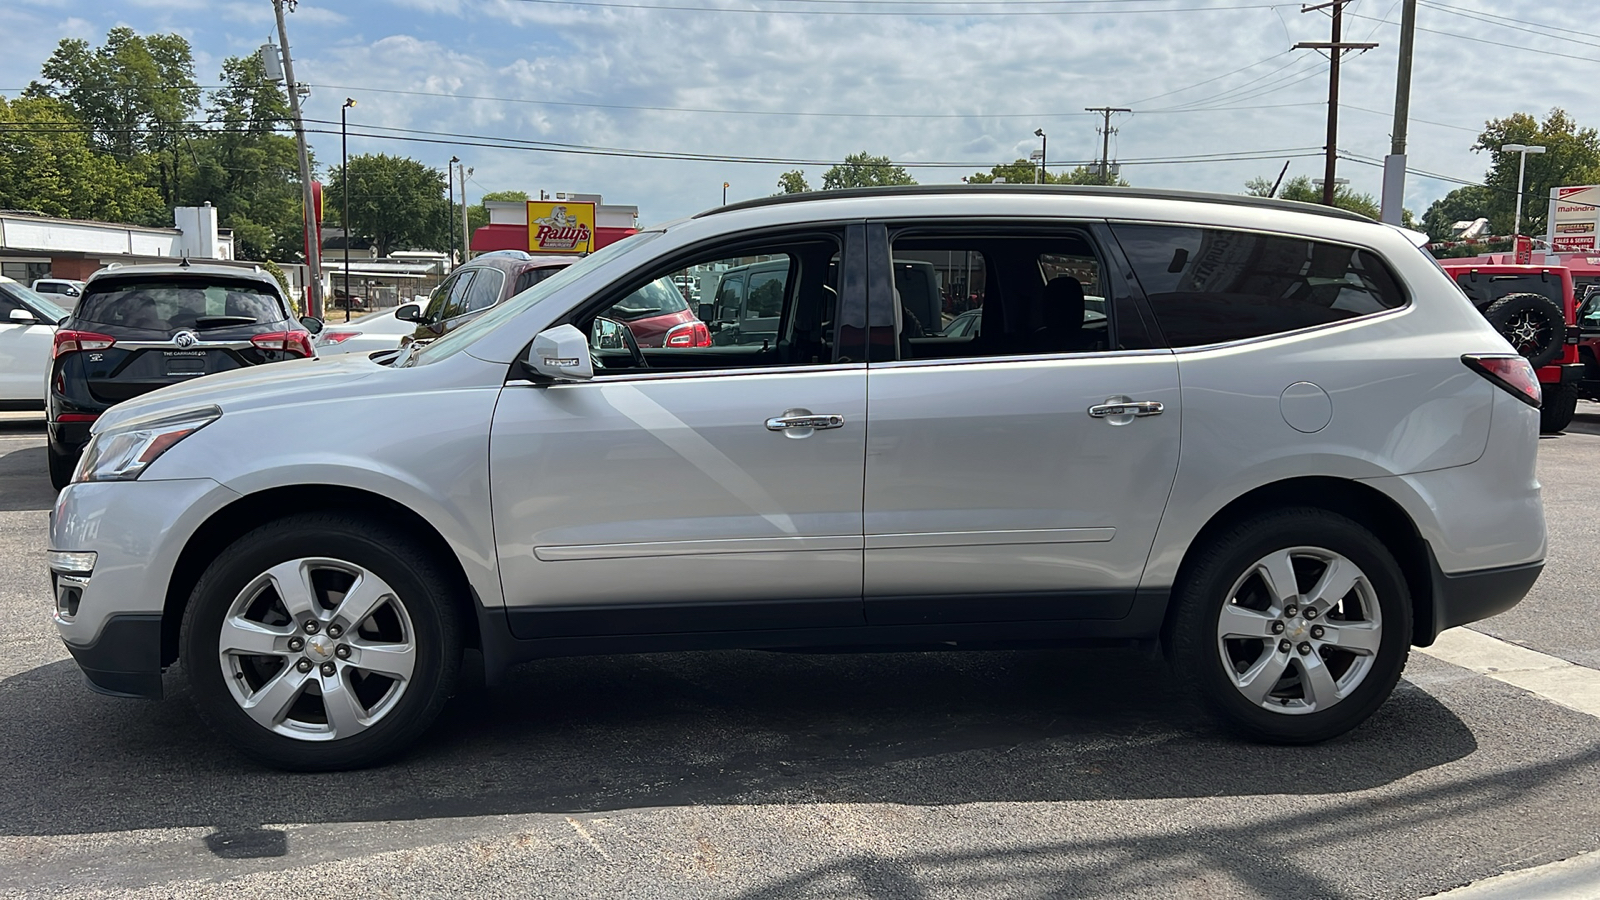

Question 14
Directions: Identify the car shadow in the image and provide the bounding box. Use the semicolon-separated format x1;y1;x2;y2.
0;444;56;512
0;647;1478;837
1565;408;1600;437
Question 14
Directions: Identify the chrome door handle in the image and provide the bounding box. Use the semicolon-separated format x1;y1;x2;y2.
766;413;845;431
1088;400;1164;418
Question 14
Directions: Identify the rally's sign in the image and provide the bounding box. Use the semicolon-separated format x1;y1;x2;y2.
1546;186;1600;252
527;200;595;254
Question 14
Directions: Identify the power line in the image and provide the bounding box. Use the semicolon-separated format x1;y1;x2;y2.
1346;13;1600;63
1413;1;1600;46
1119;50;1292;106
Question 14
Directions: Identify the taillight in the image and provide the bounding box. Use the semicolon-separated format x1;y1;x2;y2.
664;320;712;348
320;331;358;344
252;331;315;357
53;330;116;359
1463;354;1541;408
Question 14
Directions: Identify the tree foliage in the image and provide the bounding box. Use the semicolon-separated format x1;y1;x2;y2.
0;95;163;223
966;159;1128;186
776;170;812;194
1471;108;1600;237
821;153;915;190
1244;174;1382;220
1420;184;1492;242
327;154;449;257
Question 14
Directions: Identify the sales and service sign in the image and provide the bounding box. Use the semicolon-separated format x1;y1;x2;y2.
527;200;595;254
1546;186;1600;252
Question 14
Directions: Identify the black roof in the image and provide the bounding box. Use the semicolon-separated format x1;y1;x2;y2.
700;184;1373;224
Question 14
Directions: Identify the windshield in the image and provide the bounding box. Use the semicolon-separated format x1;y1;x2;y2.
75;279;287;331
408;231;663;366
608;276;689;321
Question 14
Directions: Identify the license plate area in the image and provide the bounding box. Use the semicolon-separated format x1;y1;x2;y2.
163;353;207;375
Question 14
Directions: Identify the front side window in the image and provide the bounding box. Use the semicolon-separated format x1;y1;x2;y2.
575;236;842;372
437;271;479;321
1112;224;1407;348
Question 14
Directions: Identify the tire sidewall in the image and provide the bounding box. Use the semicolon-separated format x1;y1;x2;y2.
1485;293;1565;368
1172;509;1411;743
180;516;459;770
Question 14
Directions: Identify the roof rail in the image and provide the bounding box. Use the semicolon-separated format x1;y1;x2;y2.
698;184;1373;224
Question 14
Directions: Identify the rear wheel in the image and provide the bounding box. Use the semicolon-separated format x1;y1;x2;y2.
180;513;462;770
1540;382;1579;434
1169;508;1411;744
1483;292;1565;368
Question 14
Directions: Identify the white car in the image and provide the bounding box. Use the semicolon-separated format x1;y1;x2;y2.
0;276;67;410
31;278;86;306
313;307;417;356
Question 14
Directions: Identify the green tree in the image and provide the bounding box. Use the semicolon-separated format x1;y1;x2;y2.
27;27;201;207
1421;184;1493;242
1474;108;1600;237
776;170;811;194
1246;175;1381;220
184;54;304;261
821;152;915;190
966;160;1128;186
0;95;162;222
327;153;449;257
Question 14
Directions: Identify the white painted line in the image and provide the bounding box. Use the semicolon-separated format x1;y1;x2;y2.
1418;628;1600;719
1426;850;1600;898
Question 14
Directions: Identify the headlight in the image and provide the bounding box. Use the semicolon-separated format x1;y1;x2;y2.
73;406;221;483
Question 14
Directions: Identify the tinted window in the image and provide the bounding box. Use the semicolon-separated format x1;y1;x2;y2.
462;267;504;313
1112;225;1406;348
745;270;785;320
75;280;286;330
437;271;477;321
514;267;557;295
1453;273;1562;309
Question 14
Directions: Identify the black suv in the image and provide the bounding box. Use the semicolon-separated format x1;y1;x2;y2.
47;263;323;488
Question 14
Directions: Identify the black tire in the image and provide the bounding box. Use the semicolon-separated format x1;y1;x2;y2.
47;442;77;491
1540;382;1579;434
1483;292;1565;368
1168;508;1411;744
179;513;462;771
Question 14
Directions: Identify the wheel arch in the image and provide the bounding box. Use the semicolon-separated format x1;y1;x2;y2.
160;485;482;667
1163;475;1436;649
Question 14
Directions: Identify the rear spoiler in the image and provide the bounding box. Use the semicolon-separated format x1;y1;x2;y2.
1386;223;1430;248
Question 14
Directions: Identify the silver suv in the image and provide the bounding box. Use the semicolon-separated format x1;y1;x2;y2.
48;187;1547;770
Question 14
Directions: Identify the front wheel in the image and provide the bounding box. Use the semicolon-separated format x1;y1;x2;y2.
180;514;462;770
1168;508;1411;744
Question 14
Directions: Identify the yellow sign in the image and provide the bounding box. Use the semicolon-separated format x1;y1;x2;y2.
527;200;596;254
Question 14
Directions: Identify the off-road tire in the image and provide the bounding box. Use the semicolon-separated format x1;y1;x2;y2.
1540;382;1579;434
1483;292;1565;368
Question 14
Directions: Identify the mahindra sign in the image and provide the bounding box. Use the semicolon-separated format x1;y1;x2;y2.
1546;185;1600;252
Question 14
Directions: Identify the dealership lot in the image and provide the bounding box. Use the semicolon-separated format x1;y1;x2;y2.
0;408;1598;899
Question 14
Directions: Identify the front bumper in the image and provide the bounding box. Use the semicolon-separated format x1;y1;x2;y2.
51;477;242;699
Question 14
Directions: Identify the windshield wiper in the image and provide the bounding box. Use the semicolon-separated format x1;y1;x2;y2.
193;315;259;328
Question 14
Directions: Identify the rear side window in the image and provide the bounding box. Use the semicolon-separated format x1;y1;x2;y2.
1112;225;1406;348
75;280;286;330
462;267;505;313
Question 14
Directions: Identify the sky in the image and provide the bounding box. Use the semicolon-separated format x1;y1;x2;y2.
0;0;1592;228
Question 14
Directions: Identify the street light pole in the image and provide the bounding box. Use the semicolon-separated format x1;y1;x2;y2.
1501;143;1547;240
341;98;355;323
447;155;459;270
723;181;729;205
1034;128;1047;183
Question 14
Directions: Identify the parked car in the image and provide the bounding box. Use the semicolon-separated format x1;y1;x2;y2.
31;279;87;306
49;186;1545;771
1437;261;1583;433
1579;286;1600;403
314;307;417;357
399;252;705;350
0;277;68;410
45;262;322;489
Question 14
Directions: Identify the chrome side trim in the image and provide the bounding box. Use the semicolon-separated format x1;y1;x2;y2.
565;362;868;384
865;528;1116;549
534;534;865;561
870;349;1172;370
116;340;254;350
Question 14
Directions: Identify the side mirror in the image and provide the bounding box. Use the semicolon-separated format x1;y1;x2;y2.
8;308;38;324
697;302;714;321
299;315;324;335
66;287;80;297
395;303;424;323
525;324;594;381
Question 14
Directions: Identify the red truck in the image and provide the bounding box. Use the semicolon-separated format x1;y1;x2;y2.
1438;261;1584;433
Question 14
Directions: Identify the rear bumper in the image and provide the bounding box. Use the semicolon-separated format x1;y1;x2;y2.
1422;554;1543;645
62;613;164;699
1537;362;1584;385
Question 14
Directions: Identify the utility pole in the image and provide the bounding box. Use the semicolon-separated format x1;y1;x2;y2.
447;155;458;269
1084;107;1130;184
1296;0;1377;207
1380;0;1417;224
272;0;323;318
458;161;473;264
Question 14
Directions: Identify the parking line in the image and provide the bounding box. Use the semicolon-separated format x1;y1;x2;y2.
1419;628;1600;719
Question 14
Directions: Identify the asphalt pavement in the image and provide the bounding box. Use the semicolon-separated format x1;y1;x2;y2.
0;408;1597;899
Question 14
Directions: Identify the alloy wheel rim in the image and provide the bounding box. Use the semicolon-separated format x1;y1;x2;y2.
1506;310;1550;355
218;557;417;741
1215;546;1382;715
